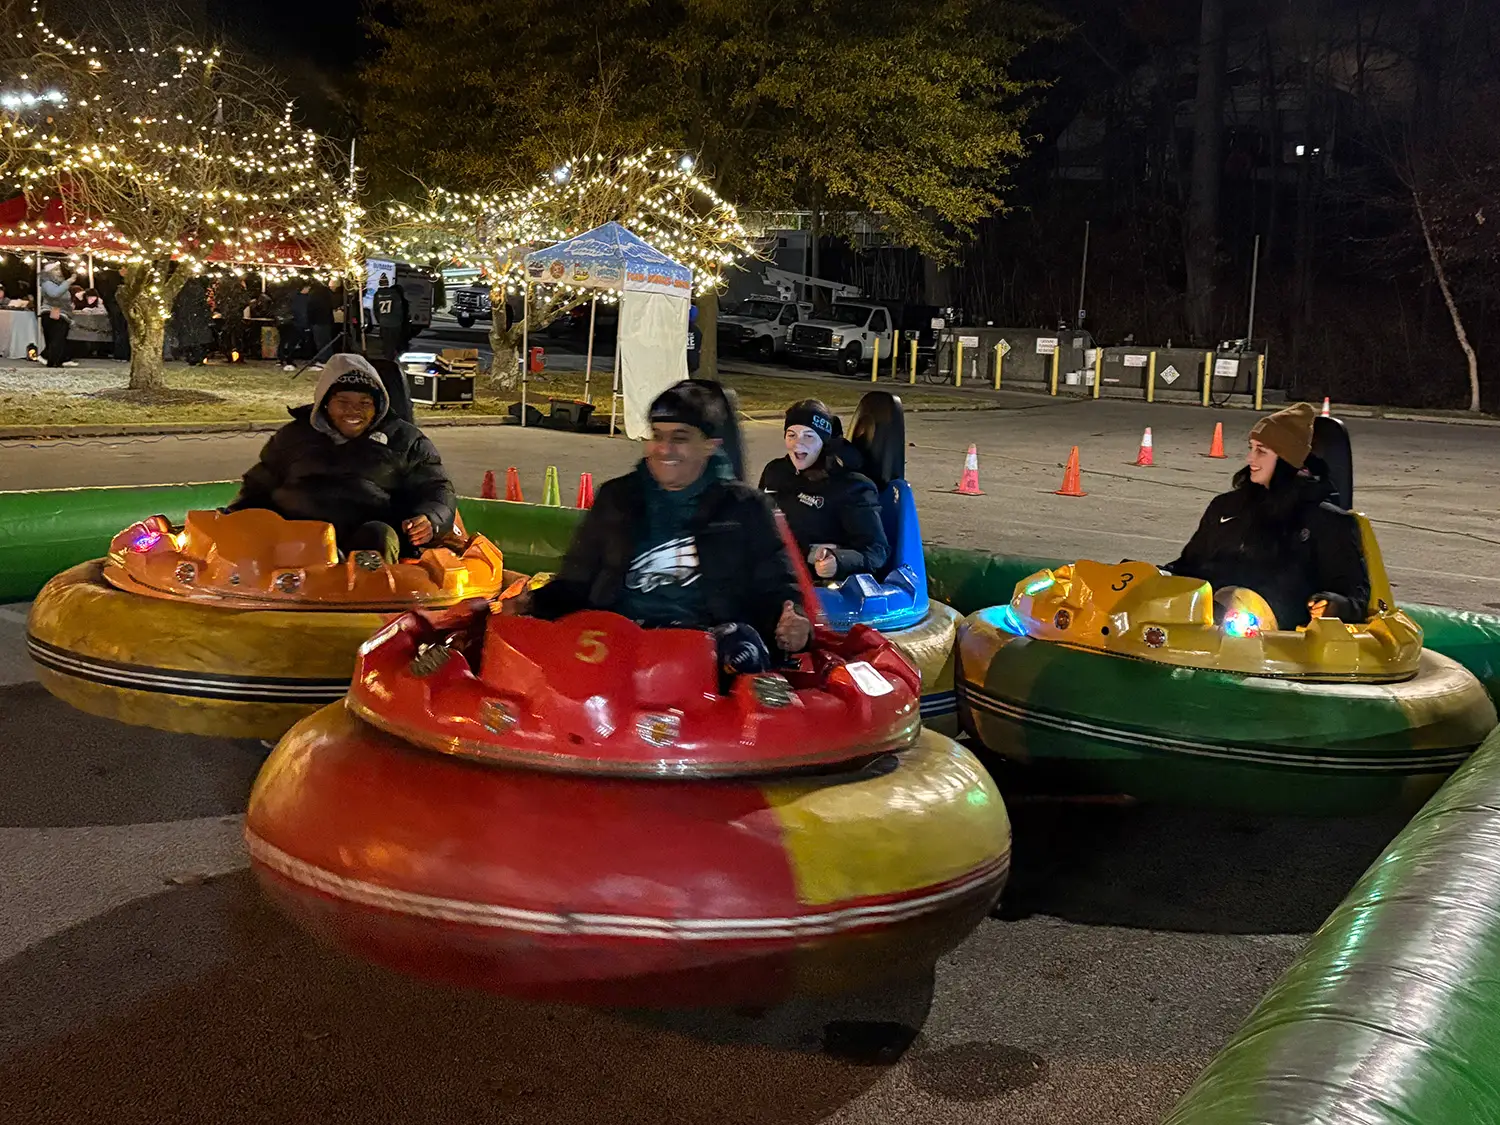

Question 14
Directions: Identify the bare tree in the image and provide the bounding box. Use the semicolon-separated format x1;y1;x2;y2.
0;5;352;390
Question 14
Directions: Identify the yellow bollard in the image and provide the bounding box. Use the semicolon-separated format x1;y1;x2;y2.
909;339;918;385
1146;351;1157;404
1255;353;1266;411
955;339;964;387
890;332;900;380
993;342;1004;390
1092;345;1103;399
1049;348;1060;396
870;337;881;382
1201;351;1213;407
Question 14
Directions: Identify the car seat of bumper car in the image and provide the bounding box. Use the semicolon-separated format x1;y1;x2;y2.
1308;414;1395;620
684;378;747;480
367;356;417;425
849;391;907;583
1310;415;1353;509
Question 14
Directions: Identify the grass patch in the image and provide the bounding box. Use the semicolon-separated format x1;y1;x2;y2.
0;360;988;430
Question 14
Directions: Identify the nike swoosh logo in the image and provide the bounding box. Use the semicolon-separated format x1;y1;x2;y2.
1219;516;1234;523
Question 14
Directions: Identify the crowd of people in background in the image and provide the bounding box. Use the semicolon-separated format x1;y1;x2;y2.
0;255;366;371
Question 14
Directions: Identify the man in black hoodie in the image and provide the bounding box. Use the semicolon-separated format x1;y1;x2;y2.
519;381;812;669
227;353;455;563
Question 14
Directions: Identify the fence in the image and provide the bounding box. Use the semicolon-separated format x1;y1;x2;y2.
914;327;1268;408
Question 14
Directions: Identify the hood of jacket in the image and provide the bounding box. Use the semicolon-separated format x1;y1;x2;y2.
306;354;390;442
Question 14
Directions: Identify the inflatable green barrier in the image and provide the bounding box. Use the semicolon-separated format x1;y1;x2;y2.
1165;720;1500;1124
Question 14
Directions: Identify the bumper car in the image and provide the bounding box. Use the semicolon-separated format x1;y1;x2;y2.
957;417;1497;816
247;599;1011;1008
815;391;962;733
26;507;517;741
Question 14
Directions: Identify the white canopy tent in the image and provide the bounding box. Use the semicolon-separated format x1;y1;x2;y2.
521;221;693;438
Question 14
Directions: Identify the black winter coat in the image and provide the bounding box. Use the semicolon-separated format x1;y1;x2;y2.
530;469;806;649
1166;469;1370;630
172;279;214;348
228;405;456;551
758;456;890;580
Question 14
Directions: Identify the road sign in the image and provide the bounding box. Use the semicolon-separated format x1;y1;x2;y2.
997;339;1011;356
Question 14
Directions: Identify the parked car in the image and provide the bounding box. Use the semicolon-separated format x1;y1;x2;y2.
785;300;897;376
450;285;492;328
717;298;812;361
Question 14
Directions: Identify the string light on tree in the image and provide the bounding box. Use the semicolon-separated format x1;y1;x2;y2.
0;4;359;391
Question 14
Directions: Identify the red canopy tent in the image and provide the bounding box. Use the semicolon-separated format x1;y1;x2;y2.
0;191;331;266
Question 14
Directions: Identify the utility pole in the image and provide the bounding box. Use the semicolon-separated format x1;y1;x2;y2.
1076;220;1090;327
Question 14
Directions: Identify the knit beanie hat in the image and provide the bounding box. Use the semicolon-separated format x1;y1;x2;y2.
783;399;839;442
1249;402;1315;469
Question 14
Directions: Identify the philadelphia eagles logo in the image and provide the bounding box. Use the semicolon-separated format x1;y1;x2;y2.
626;536;701;593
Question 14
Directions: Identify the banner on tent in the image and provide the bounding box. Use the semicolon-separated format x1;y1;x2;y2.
523;222;693;299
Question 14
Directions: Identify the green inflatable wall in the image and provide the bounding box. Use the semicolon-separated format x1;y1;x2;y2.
1165;721;1500;1124
2;486;1497;710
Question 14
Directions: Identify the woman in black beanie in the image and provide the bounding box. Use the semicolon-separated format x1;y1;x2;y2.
758;399;890;581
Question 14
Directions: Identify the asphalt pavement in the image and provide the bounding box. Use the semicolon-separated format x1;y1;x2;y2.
0;602;1410;1125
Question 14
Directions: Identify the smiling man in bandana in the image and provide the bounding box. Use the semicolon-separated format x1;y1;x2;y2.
521;380;812;671
758;399;889;581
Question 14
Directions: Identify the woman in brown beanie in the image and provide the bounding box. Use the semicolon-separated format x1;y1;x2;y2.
1165;402;1369;630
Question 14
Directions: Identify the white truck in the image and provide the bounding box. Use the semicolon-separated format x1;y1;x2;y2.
785;300;897;377
716;298;813;361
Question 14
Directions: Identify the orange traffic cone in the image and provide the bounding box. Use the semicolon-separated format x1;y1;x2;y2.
1055;446;1087;497
1206;422;1226;459
480;469;497;499
1133;427;1154;467
504;466;524;502
575;472;595;509
1321;397;1331;418
954;444;984;495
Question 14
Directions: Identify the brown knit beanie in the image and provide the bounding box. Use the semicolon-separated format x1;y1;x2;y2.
1248;402;1315;468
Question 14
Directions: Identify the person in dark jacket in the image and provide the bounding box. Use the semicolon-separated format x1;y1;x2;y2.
227;353;455;563
372;273;411;361
686;306;702;374
1165;402;1369;630
518;381;812;671
212;274;250;362
306;280;336;367
759;399;889;581
93;268;130;361
171;276;214;365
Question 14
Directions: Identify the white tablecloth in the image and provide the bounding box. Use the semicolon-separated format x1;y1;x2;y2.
0;309;39;359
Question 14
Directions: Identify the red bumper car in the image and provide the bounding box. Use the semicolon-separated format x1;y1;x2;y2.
247;604;1012;1008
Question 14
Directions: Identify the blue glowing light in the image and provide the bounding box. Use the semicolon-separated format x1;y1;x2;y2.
1223;609;1261;638
129;526;162;552
1021;575;1055;596
993;605;1029;636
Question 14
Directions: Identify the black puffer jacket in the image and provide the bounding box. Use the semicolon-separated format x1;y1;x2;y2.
530;468;805;650
758;455;890;580
228;366;455;551
1166;461;1370;630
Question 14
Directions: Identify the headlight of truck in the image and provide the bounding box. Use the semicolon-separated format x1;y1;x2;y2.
830;334;842;346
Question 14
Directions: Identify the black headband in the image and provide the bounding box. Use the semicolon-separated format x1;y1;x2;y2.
784;401;837;441
649;383;727;439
